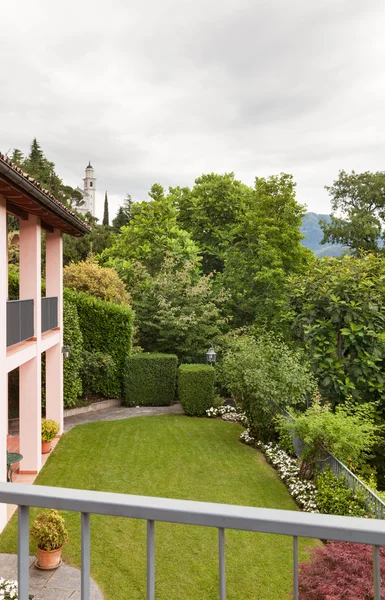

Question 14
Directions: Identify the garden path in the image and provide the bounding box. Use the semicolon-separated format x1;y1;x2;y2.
63;403;184;432
0;553;103;599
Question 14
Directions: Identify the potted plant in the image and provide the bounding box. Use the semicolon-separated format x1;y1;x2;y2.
41;419;59;454
31;509;68;570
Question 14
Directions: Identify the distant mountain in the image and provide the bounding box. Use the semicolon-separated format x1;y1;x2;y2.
300;212;345;257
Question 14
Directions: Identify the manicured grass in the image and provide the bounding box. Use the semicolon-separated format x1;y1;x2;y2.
0;416;315;599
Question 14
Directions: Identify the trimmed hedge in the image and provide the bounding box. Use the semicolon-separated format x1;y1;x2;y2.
178;364;215;416
64;289;133;398
63;297;83;407
123;353;178;406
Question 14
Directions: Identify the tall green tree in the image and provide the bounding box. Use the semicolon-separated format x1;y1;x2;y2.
101;184;199;286
321;170;385;253
112;194;134;233
224;173;311;327
133;256;228;360
103;191;109;226
9;148;24;167
172;173;253;273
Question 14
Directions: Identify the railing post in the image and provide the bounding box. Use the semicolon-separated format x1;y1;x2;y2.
219;527;226;600
147;520;155;600
373;545;381;600
81;512;91;600
293;536;299;600
18;505;30;600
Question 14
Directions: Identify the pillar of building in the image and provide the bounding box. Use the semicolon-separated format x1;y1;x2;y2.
45;229;64;434
19;215;41;473
0;196;8;531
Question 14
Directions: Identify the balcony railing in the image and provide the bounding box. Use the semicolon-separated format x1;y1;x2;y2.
0;483;385;600
6;300;34;347
41;296;58;333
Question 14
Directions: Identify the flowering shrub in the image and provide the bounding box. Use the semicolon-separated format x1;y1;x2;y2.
206;405;248;425
0;578;18;599
206;405;237;417
298;542;385;599
240;429;255;445
240;430;318;512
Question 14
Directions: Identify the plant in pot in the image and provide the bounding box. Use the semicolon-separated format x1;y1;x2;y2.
31;509;68;570
41;419;59;454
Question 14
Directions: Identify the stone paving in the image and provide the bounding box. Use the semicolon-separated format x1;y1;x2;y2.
0;553;103;599
63;402;184;432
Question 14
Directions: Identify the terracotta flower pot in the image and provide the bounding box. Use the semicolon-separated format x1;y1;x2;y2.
37;546;62;569
42;441;52;454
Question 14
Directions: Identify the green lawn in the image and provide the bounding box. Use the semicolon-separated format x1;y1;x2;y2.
0;415;315;599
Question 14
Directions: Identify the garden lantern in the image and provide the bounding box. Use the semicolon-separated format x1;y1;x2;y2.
206;346;217;366
62;345;71;360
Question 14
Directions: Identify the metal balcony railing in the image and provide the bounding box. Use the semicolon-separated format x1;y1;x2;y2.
41;296;58;333
0;483;385;600
6;299;34;347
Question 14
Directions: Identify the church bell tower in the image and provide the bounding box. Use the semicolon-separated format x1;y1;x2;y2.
83;162;96;216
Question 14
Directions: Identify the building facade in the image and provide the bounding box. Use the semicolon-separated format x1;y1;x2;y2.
0;153;88;531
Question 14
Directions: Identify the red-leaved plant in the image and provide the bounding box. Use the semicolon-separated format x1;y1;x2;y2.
298;542;385;599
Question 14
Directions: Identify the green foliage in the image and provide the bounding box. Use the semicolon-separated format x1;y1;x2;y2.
173;172;253;273
274;415;295;456
8;269;19;300
63;225;112;266
285;396;380;478
15;139;81;209
101;184;199;283
178;364;215;416
63;256;131;304
112;194;133;233
223;173;312;326
63;298;83;408
41;419;59;443
65;289;133;398
316;467;368;517
289;253;385;407
218;333;316;441
123;353;177;406
321;169;385;253
81;351;117;398
103;191;109;226
30;509;68;551
133;256;228;361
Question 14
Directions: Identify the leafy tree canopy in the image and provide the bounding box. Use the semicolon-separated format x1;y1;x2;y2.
224;173;312;327
321;170;385;253
132;256;228;361
172;172;253;273
289;252;385;409
101;184;199;283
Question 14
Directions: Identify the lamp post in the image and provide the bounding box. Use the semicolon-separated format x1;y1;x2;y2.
206;347;217;367
62;345;71;360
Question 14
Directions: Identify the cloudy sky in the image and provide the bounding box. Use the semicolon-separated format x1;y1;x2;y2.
1;0;385;221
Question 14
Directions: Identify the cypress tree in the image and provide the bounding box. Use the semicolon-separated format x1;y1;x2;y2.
103;191;109;226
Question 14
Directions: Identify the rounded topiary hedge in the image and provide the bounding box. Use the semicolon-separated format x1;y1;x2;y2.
123;353;178;406
178;364;215;416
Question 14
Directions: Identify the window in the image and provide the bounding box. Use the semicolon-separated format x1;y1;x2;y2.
90;182;93;187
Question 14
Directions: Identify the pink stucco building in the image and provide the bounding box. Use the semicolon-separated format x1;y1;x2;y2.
0;153;88;531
